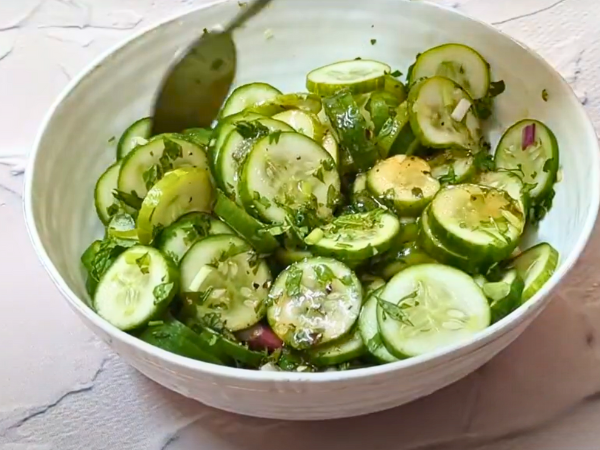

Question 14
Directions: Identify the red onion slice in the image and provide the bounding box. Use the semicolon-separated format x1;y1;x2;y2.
522;123;536;149
236;323;283;351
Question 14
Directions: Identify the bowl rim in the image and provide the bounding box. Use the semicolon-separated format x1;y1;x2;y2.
23;0;600;383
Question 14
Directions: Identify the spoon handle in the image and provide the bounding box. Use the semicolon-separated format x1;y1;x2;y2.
225;0;274;33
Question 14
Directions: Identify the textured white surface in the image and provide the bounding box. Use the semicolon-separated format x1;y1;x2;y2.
3;0;600;447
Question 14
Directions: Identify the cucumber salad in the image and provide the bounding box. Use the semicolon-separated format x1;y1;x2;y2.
82;43;560;372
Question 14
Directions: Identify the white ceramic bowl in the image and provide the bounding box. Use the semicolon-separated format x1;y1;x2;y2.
24;0;599;420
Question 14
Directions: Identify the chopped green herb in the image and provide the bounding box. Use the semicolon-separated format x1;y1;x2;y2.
411;187;424;199
285;266;304;297
269;130;283;144
153;282;175;305
108;136;116;144
327;184;339;206
313;166;325;183
211;58;224;71
390;69;402;78
370;39;377;45
474;80;506;120
542;158;554;173
313;264;336;286
376;290;418;326
142;164;162;190
542;89;549;102
253;191;272;209
135;252;151;274
474;152;495;172
235;121;270;140
438;165;457;185
113;189;143;210
147;320;164;327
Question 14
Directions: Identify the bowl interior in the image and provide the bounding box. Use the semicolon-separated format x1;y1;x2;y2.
27;0;598;355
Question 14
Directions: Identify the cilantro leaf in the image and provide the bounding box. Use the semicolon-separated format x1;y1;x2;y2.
135;252;151;274
113;189;143;210
153;282;175;305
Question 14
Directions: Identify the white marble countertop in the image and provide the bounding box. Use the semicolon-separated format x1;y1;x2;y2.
2;0;600;448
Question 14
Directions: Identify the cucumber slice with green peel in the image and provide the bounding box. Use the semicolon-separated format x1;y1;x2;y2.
117;117;153;160
408;76;481;152
418;205;480;274
274;247;313;266
367;90;402;135
216;118;293;200
305;209;400;264
249;93;322;116
221;82;282;118
137;167;214;245
213;190;280;255
182;127;212;147
359;288;399;363
272;110;324;141
377;263;491;358
107;213;138;246
429;184;525;262
427;149;476;184
209;111;265;168
94;246;179;331
506;242;559;303
376;102;410;158
155;212;233;265
267;257;363;349
408;44;491;99
351;173;385;212
139;317;226;365
306;326;366;366
384;76;407;102
476;170;529;214
118;136;210;205
180;235;272;332
321;130;339;164
184;319;266;367
482;269;524;322
307;60;391;96
367;155;440;216
239;132;341;225
361;275;386;297
95;161;122;224
494;119;559;202
372;242;437;280
323;90;380;171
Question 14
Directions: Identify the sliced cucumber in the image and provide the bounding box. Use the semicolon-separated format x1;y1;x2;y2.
372;242;437;280
209;111;265;168
367;90;402;134
139;316;226;365
94;246;179;331
321;130;339;164
323;89;379;171
117;117;153;160
274;247;313;266
306;326;366;366
184;319;266;367
182;127;212;147
118;135;210;204
136;167;214;245
384;76;407;102
482;269;524;322
367;155;440;216
221;82;282;118
107;213;138;246
306;59;391;96
476;170;529;214
429;184;525;262
240;132;341;225
427;149;475;184
408;77;481;152
375;101;410;158
361;275;386;296
272;110;324;141
418;205;479;274
506;242;559;303
305;209;400;265
351;172;385;212
216;117;293;200
95;161;122;224
249;93;322;116
359;288;399;363
408;44;491;99
494;119;559;202
267;257;362;349
180;235;272;331
155;212;233;265
213;190;280;255
377;263;490;358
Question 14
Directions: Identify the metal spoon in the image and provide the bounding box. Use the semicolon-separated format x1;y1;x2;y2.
151;0;273;135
